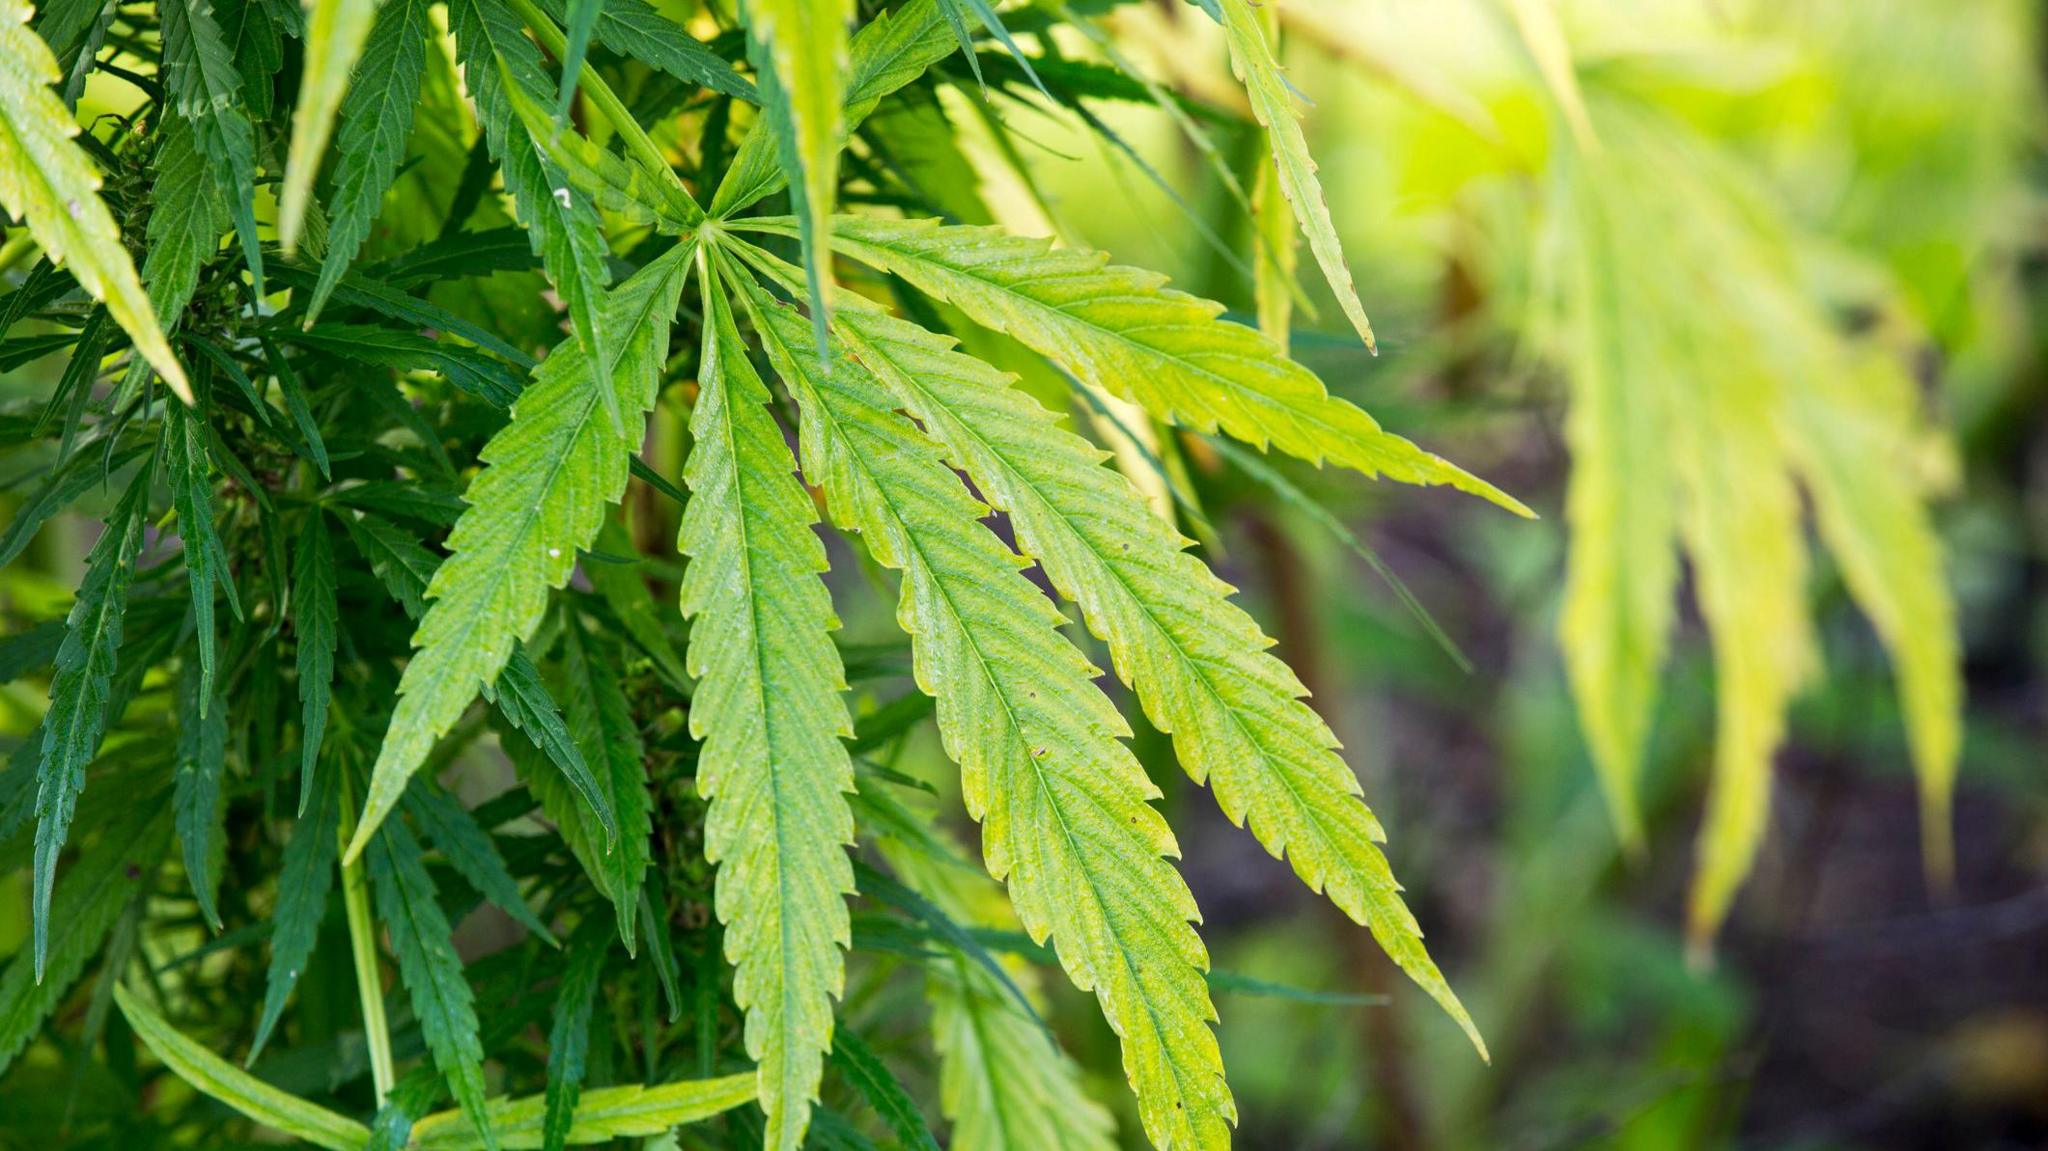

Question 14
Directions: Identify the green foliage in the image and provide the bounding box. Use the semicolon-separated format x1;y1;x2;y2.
735;261;1237;1147
4;1;1995;1148
681;253;857;1151
0;0;187;397
1542;101;1965;942
116;984;373;1151
1215;0;1374;350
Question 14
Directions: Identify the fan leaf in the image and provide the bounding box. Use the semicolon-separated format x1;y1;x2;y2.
345;243;690;862
678;252;858;1151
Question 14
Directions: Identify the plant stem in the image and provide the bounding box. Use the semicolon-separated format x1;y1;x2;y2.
338;773;397;1105
505;0;704;224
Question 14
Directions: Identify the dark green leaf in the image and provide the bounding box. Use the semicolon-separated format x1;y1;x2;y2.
542;923;609;1151
829;1028;941;1151
402;781;557;943
367;815;498;1151
294;510;338;809
32;467;149;982
173;664;230;931
248;760;340;1064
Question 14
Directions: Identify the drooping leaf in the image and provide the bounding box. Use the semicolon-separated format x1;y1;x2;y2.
1215;0;1374;349
173;665;231;931
1783;354;1962;888
139;111;228;332
294;509;339;810
116;984;372;1151
279;0;388;253
342;238;692;865
554;620;651;950
403;780;557;943
737;267;1236;1151
261;336;331;478
490;647;617;841
32;467;150;982
341;509;619;839
583;521;688;691
1;797;171;1075
808;280;1485;1054
1673;339;1813;946
164;394;241;703
829;1027;941;1151
407;1074;758;1150
679;253;857;1151
1552;171;1676;851
367;814;498;1151
881;835;1117;1151
737;215;1528;516
1540;105;1965;935
248;759;340;1063
304;0;432;323
541;923;609;1151
0;0;189;399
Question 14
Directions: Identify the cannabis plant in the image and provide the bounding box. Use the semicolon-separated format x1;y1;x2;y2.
0;0;1525;1147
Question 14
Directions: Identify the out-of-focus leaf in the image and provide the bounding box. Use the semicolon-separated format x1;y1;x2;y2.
118;984;371;1151
408;1073;757;1150
280;0;391;252
304;0;433;323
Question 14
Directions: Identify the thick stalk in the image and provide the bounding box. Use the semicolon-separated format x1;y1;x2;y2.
338;773;397;1104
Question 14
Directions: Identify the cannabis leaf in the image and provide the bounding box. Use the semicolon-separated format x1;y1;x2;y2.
280;0;388;251
249;761;339;1062
735;215;1528;516
735;263;1236;1150
305;0;430;323
0;0;188;398
553;620;651;949
808;276;1483;1052
1545;104;1963;941
882;834;1117;1151
347;243;690;861
709;0;953;220
3;798;171;1073
1215;0;1376;349
406;1074;758;1150
33;467;149;981
742;0;851;348
449;0;618;427
159;0;265;294
368;814;497;1150
293;510;338;808
173;666;230;931
117;984;373;1151
680;253;858;1151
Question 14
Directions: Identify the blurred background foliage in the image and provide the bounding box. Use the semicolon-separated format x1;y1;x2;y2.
887;0;2044;1147
3;0;2044;1148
